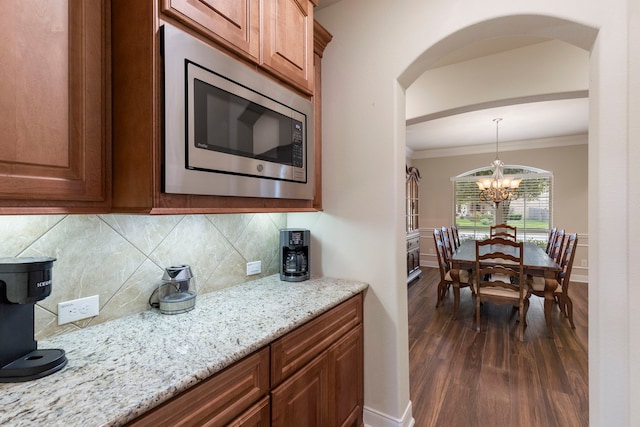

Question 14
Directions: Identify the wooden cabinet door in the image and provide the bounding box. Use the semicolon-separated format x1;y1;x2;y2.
262;0;314;94
271;352;330;427
331;325;364;427
0;0;110;213
161;0;261;63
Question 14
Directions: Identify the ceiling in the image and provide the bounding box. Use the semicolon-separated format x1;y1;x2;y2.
315;1;589;156
406;97;589;152
316;0;342;10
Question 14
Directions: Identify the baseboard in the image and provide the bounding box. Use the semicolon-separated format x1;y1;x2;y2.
421;260;437;268
570;273;588;283
364;401;415;427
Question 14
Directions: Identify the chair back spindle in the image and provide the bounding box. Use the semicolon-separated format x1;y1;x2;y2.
490;224;517;241
549;229;566;264
451;225;461;250
545;227;558;255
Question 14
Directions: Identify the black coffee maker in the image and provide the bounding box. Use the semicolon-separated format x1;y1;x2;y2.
279;229;310;282
0;257;67;382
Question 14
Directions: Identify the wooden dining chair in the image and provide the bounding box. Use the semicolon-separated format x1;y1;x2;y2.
433;229;471;318
450;225;461;250
490;223;517;241
526;233;579;335
548;229;565;264
441;226;455;261
545;227;558;255
474;237;528;341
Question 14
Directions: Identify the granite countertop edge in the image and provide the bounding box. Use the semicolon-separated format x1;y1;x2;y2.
0;275;368;427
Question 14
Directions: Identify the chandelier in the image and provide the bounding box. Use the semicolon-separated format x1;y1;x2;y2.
476;118;521;206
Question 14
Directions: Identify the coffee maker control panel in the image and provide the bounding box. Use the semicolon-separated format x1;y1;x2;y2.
288;231;304;245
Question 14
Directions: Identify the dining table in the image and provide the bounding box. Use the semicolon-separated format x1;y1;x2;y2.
450;239;562;338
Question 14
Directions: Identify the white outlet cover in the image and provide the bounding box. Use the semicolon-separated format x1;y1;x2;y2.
58;295;99;325
246;261;262;275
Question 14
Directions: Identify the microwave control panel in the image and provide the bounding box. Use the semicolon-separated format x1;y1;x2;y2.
292;122;303;168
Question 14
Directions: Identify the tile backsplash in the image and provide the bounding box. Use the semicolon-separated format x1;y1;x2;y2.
0;213;286;340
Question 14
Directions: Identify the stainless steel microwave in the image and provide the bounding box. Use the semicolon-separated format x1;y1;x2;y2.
161;24;314;200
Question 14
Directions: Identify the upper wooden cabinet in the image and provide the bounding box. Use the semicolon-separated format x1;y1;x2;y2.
0;0;110;214
161;0;261;63
161;0;315;95
261;0;315;94
112;1;328;214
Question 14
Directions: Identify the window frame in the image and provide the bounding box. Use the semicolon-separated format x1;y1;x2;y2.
451;165;553;245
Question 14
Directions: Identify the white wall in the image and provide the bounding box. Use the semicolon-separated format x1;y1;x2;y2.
295;1;638;426
406;39;590;120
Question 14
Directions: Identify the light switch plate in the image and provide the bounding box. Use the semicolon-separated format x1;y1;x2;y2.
58;295;99;325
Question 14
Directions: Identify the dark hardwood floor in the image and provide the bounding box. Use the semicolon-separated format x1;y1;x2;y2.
408;267;588;427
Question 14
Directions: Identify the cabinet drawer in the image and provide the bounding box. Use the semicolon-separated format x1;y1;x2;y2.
228;396;270;427
271;294;362;386
407;236;420;251
127;347;269;427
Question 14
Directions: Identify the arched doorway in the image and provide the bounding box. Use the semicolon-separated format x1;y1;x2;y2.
399;13;598;425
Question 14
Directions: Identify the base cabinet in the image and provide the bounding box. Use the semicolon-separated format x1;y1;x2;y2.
126;348;270;427
271;295;364;427
127;294;364;427
271;350;330;426
332;326;364;427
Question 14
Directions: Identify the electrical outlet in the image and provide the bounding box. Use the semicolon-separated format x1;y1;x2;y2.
58;295;99;325
246;261;262;275
581;259;588;267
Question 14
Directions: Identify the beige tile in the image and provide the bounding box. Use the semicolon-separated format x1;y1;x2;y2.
7;212;283;340
148;215;231;288
267;212;287;230
100;214;183;254
201;249;248;294
234;215;280;265
265;250;281;276
21;215;147;314
0;215;65;256
208;213;254;244
96;259;165;325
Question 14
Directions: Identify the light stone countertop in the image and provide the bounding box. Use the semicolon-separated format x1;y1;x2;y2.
0;275;368;427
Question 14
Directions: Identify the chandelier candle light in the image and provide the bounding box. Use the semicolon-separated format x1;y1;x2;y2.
476;118;522;206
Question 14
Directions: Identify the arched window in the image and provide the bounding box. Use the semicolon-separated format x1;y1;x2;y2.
451;165;552;244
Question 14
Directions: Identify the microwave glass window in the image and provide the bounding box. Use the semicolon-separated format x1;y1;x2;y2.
193;79;303;167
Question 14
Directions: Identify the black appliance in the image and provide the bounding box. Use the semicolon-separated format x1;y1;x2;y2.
280;229;310;282
0;257;67;382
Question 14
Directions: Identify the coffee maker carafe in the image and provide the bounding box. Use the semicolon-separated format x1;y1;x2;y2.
0;257;67;382
280;229;310;282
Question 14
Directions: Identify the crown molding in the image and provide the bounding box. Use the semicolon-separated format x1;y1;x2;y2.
409;133;587;159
